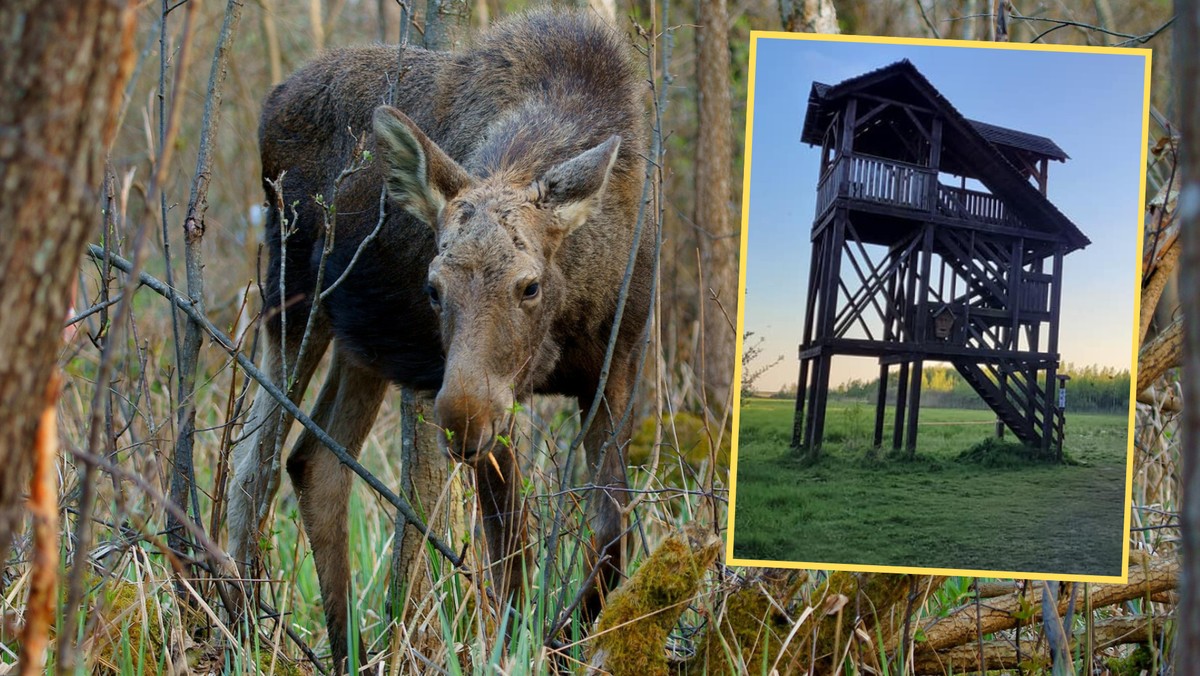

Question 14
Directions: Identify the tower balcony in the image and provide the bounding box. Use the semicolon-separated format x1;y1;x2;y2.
816;152;1027;233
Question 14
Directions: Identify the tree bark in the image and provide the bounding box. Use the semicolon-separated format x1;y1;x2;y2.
424;0;466;50
918;556;1177;653
1177;0;1200;671
388;390;460;655
779;0;839;33
913;615;1170;675
0;1;136;564
695;0;737;409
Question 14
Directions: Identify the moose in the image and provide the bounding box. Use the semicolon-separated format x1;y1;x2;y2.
225;10;652;669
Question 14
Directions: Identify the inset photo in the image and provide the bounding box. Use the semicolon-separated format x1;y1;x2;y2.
728;34;1150;580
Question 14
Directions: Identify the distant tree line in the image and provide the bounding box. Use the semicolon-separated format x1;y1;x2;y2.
763;363;1130;414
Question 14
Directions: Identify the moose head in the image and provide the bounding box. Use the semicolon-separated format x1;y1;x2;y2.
372;106;622;463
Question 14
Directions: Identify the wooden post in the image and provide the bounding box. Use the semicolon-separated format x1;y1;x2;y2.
893;360;909;451
900;223;935;454
874;246;901;449
927;117;943;210
809;352;832;458
808;213;847;452
792;357;810;448
1043;248;1065;454
873;363;889;447
838;98;858;194
793;225;824;449
905;359;923;454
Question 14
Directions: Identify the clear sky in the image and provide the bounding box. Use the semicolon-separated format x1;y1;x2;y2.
741;36;1149;392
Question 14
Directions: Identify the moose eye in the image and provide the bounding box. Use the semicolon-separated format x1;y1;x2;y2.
523;282;540;300
426;283;441;306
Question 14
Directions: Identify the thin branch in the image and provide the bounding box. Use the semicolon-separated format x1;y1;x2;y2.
168;0;243;590
1009;13;1177;46
85;244;466;570
912;0;941;39
64;293;124;327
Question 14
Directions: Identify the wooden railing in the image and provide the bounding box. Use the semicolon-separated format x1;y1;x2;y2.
937;184;1023;227
846;154;934;211
813;154;1026;230
815;159;842;218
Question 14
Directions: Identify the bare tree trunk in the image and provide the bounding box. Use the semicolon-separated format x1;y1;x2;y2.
424;0;466;50
388;391;461;654
309;0;326;51
695;0;737;410
0;0;136;564
991;0;1008;41
588;0;617;22
779;0;839;33
377;0;403;42
474;0;490;29
262;0;284;84
1177;0;1200;670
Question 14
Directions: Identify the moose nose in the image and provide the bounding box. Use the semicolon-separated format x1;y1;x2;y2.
433;391;501;462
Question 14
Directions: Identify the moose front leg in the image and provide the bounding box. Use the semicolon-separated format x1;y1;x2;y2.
285;344;387;673
228;317;331;581
578;361;634;622
474;441;529;608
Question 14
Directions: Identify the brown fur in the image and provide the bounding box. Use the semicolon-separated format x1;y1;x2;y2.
226;11;651;671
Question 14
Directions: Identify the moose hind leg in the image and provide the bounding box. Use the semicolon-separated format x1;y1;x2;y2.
286;344;387;673
227;318;330;578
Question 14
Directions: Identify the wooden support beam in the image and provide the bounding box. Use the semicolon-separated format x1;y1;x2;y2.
800;338;1059;365
1045;248;1065;456
834;222;914;338
902;224;935;455
836;275;875;339
893;360;909;451
854;92;936;116
928;116;943;193
809;353;832;457
906;359;924;454
854;100;891;129
837;186;1062;242
873;363;889;447
792;357;810;448
1008;238;1023;340
840;98;857;159
901;104;932;142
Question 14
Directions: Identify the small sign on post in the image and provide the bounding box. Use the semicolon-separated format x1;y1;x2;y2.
1056;374;1071;410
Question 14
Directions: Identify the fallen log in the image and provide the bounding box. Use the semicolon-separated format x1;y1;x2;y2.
587;523;722;675
913;614;1170;674
919;556;1177;653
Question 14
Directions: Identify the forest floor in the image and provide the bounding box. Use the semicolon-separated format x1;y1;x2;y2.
730;398;1131;577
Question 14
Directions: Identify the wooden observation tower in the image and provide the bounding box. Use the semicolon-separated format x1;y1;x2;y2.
791;61;1089;459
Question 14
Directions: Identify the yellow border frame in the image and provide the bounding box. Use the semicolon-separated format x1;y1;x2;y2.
726;30;1153;584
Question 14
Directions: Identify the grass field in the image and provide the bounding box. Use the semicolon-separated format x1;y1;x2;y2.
730;398;1131;576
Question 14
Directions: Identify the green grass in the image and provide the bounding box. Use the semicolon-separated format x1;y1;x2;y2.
731;398;1129;576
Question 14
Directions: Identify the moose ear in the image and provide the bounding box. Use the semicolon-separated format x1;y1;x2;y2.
372;106;471;228
532;135;622;237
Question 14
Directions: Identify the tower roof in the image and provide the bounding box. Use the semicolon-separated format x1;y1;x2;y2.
802;60;1089;252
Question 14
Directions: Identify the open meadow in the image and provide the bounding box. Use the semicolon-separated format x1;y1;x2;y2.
731;398;1131;576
